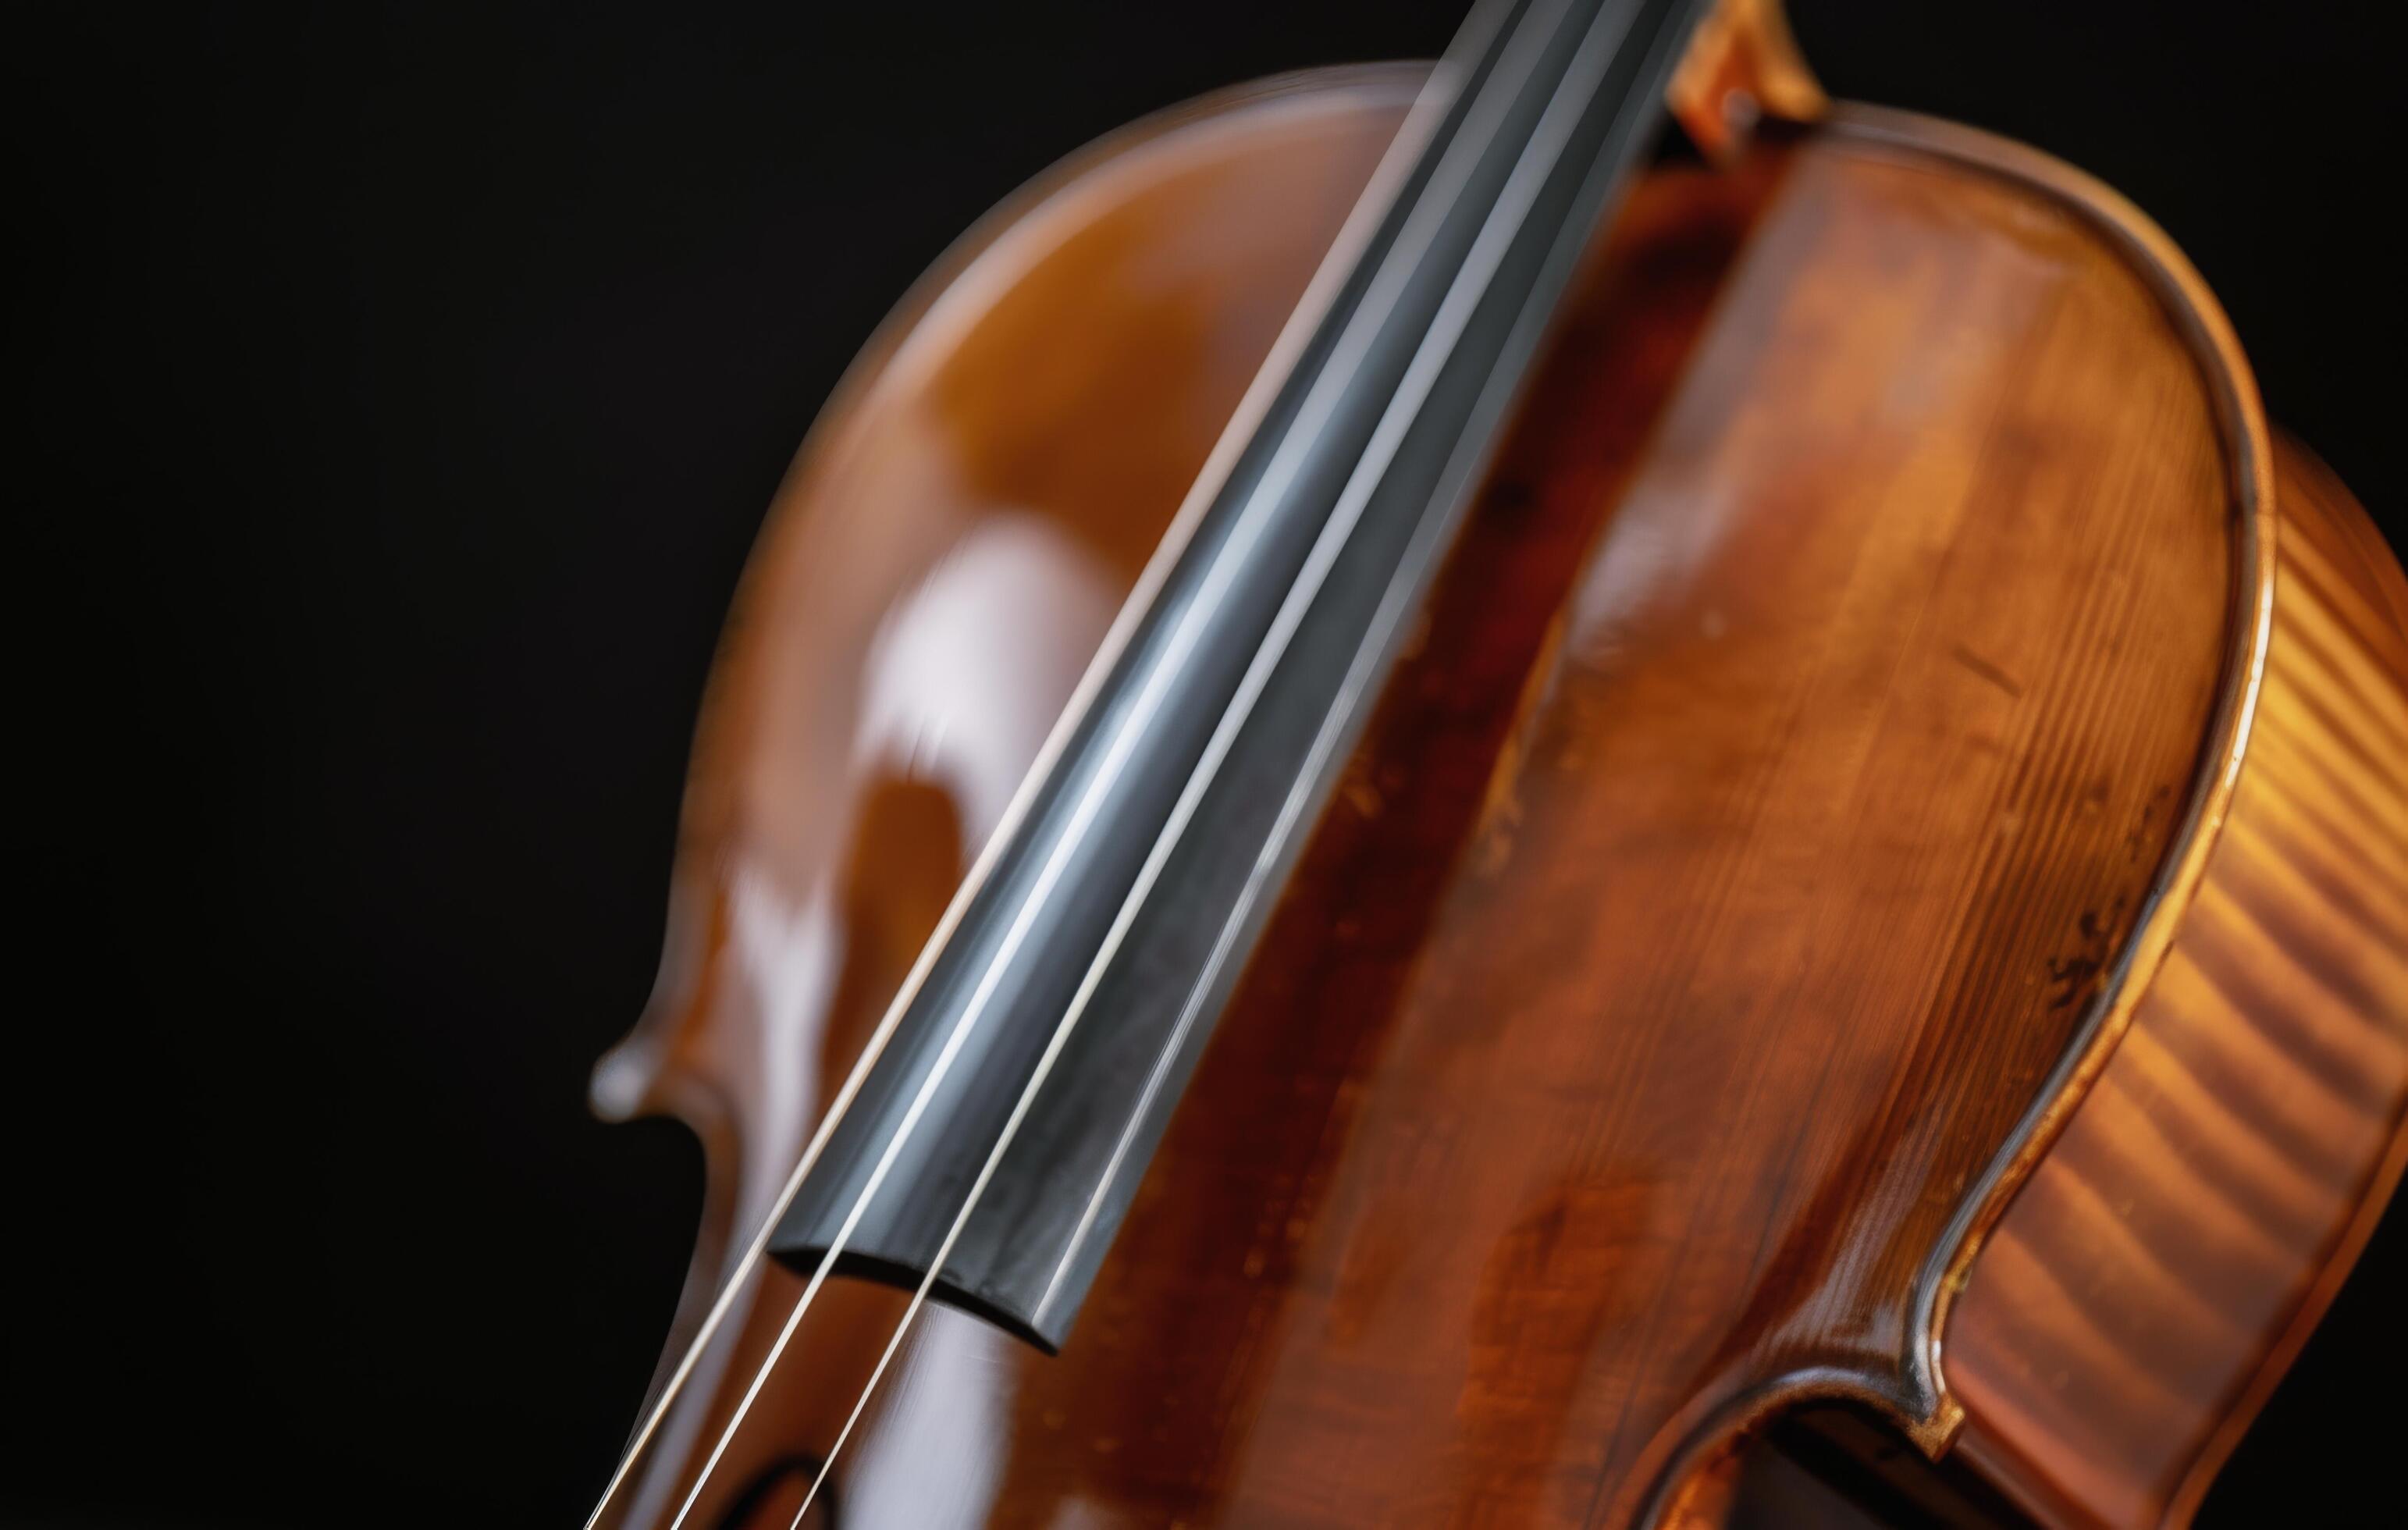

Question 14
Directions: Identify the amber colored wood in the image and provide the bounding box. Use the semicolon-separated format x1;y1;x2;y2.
582;68;2403;1530
582;73;1421;1528
974;121;2239;1530
1945;440;2408;1528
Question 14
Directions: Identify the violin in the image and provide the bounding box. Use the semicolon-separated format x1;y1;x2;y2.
579;2;2408;1524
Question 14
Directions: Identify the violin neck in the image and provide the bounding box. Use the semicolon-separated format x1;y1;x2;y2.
767;0;1711;1350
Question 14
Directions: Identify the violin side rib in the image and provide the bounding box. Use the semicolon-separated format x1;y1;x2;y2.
1944;438;2408;1528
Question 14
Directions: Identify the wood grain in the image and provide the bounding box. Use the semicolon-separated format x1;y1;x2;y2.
1946;439;2408;1527
581;67;2404;1530
972;119;2239;1529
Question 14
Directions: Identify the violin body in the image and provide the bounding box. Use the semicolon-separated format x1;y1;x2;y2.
592;62;2407;1530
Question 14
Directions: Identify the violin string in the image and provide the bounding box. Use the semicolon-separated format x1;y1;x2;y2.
1029;0;1679;1338
659;4;1565;1521
582;7;1508;1525
782;0;1663;1518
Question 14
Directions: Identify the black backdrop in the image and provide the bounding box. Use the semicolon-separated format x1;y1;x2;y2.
11;2;2400;1525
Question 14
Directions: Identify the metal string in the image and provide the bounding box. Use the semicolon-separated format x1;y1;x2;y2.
654;3;1561;1521
775;1;1663;1520
579;6;1513;1525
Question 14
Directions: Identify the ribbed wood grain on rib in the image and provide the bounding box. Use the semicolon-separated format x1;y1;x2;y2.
1947;440;2408;1528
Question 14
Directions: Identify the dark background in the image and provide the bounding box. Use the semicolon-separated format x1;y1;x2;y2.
10;2;2399;1525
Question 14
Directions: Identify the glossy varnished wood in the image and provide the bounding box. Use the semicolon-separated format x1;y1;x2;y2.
586;69;2403;1530
977;122;2239;1528
586;73;1417;1528
1946;441;2408;1527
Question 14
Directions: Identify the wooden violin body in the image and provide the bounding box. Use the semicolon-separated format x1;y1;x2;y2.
590;62;2406;1530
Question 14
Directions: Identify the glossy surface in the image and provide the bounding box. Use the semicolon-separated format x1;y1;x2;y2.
588;66;2402;1530
1948;440;2408;1527
588;72;1420;1530
763;0;1717;1348
980;123;2237;1529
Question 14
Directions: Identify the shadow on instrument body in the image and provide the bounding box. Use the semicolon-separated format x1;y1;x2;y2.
588;65;2407;1530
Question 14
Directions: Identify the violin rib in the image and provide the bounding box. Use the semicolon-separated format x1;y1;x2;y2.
1947;435;2408;1528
